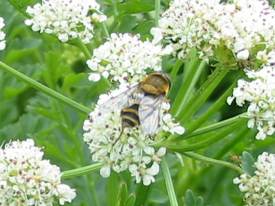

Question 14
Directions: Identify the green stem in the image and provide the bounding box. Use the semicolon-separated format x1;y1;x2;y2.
214;125;249;159
102;23;110;38
164;121;240;152
179;67;228;122
186;82;237;133
75;39;92;59
155;0;161;26
183;113;246;138
166;113;246;142
112;0;119;17
175;61;206;117
171;55;199;115
62;163;103;179
183;152;242;174
134;184;151;206
161;159;179;206
0;61;91;114
170;60;183;79
8;0;31;18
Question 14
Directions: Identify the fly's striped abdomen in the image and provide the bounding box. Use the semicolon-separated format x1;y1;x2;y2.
121;104;140;128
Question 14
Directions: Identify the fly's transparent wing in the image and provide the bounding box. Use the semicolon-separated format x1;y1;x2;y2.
139;95;163;135
97;84;139;112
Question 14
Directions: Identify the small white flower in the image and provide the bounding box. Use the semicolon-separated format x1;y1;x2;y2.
228;63;275;139
161;113;185;135
57;184;77;205
0;17;6;51
237;50;250;60
89;73;101;82
0;139;76;205
234;152;275;206
25;0;106;43
87;33;165;84
100;166;111;178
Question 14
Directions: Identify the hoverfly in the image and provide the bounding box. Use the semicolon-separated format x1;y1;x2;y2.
100;72;171;136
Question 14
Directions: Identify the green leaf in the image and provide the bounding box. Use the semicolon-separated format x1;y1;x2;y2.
118;0;155;14
184;190;196;206
107;173;120;206
214;43;236;67
241;152;256;176
134;184;151;206
118;183;128;206
8;0;36;16
133;20;155;39
116;15;137;32
184;190;205;206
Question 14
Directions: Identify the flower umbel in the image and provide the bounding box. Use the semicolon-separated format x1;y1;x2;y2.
0;17;6;50
0;139;76;206
83;85;184;185
25;0;106;43
227;64;275;140
152;0;275;66
87;33;169;84
234;152;275;206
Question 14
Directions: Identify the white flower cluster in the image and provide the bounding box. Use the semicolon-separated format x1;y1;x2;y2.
234;152;275;206
227;65;275;140
83;85;184;185
0;17;5;50
152;0;275;64
25;0;106;43
87;33;169;84
0;139;76;206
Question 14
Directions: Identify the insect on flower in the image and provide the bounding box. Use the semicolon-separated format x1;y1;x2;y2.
101;72;171;137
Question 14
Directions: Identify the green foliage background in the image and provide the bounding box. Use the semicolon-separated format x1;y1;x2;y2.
0;0;275;205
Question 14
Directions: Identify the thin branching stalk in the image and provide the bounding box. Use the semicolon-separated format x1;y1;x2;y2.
164;121;242;152
112;0;119;17
178;67;229;122
62;163;103;179
183;152;242;174
171;54;200;115
185;82;237;133
74;39;92;59
183;113;247;138
161;159;179;206
170;59;183;79
0;61;91;114
175;61;206;117
166;113;246;142
102;23;110;38
155;0;161;26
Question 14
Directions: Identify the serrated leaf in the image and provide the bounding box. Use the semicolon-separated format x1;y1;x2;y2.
241;151;256;176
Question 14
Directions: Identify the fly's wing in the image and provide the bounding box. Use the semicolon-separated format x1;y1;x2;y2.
139;95;163;135
97;84;139;112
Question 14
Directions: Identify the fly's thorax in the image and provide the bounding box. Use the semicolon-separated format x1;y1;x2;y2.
140;72;171;96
